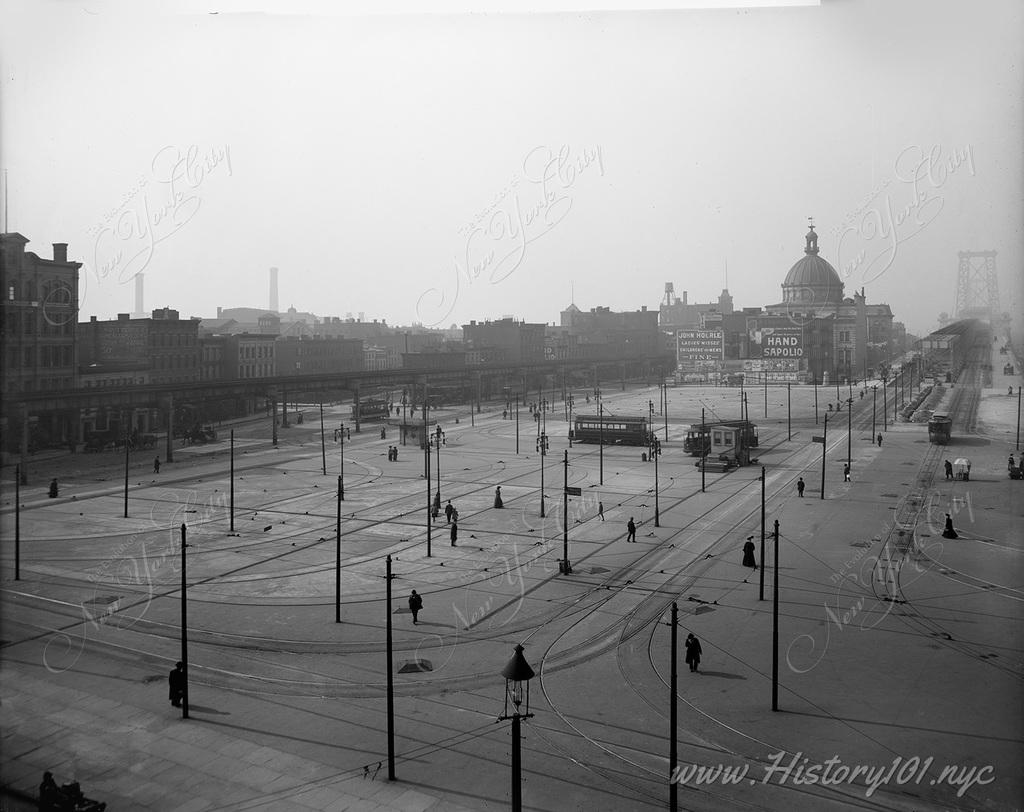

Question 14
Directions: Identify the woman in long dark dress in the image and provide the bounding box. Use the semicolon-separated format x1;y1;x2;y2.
684;634;702;672
941;513;958;539
742;536;757;568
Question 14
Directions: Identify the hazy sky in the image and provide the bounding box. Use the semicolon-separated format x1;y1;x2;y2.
2;0;1021;337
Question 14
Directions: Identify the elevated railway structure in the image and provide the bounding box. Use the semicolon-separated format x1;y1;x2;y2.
2;354;675;481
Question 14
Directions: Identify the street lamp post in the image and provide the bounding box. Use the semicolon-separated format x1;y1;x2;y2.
700;407;706;493
597;389;604;486
882;375;888;432
432;425;445;510
498;645;535;812
872;385;877;442
537;431;549;518
652;436;661;527
847;396;853;468
567;394;574;447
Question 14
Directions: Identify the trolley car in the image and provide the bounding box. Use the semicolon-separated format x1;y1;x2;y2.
353;397;390;422
927;413;952;445
683;420;759;467
683;420;759;456
572;414;652;446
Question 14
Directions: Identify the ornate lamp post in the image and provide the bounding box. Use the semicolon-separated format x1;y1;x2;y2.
536;431;549;517
651;436;661;527
432;424;445;511
498;645;535;812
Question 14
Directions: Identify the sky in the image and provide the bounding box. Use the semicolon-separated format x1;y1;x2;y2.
2;0;1021;338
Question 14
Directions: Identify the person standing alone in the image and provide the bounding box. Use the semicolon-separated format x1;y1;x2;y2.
797;477;805;497
684;634;702;673
168;662;186;707
409;590;423;624
626;517;636;542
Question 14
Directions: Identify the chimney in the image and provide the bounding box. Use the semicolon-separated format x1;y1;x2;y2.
118;313;130;322
134;273;145;317
269;267;279;313
53;243;68;263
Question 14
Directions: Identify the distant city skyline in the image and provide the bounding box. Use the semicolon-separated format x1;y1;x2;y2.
3;1;1021;338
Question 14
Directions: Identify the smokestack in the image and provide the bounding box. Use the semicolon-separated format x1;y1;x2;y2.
134;273;144;317
53;243;67;263
269;267;279;313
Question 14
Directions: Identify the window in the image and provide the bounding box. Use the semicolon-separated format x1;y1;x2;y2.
7;285;13;300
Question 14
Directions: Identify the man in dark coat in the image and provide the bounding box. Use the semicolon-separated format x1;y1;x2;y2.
941;513;959;539
945;460;953;480
877;433;883;447
742;537;757;568
408;590;423;624
684;634;702;672
626;517;636;542
154;457;161;473
494;487;503;508
444;500;454;524
168;662;185;707
450;520;458;546
797;477;805;497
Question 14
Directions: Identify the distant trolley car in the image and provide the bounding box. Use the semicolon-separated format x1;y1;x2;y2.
572;414;652;446
684;420;759;467
353;397;390;422
927;413;952;445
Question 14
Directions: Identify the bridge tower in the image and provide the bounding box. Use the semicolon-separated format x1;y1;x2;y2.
954;250;998;321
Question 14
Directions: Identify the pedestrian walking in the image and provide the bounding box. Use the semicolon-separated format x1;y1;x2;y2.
684;633;702;673
797;477;805;497
392;446;398;461
380;427;386;440
494;486;503;508
944;459;953;480
408;590;423;624
48;479;59;498
168;662;185;707
843;464;851;482
444;500;454;524
626;517;637;542
877;433;883;447
450;520;458;546
346;428;351;441
742;536;757;568
941;513;959;539
598;501;605;521
153;457;161;473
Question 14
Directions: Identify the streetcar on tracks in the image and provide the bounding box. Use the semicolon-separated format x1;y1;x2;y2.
352;397;391;422
683;420;759;456
684;420;759;467
572;414;652;446
927;413;952;445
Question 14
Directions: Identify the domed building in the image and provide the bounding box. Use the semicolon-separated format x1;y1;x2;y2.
780;225;845;311
692;223;897;384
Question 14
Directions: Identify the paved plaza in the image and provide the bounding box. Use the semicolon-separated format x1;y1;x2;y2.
2;353;1023;810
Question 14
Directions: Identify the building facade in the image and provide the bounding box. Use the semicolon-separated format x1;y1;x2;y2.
79;308;201;387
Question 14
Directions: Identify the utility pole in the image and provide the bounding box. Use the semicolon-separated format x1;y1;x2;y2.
820;412;828;499
771;519;780;712
759;466;766;601
385;555;396;780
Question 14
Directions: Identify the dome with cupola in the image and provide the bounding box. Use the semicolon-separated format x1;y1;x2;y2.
781;223;843;307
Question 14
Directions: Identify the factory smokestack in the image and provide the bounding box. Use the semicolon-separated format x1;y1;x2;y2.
269;267;279;313
134;273;145;317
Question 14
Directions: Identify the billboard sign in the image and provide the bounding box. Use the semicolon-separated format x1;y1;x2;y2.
761;327;804;358
677;329;723;363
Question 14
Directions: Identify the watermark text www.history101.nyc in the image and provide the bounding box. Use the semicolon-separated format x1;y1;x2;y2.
670;752;994;799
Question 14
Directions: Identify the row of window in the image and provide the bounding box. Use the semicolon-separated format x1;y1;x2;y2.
8;346;74;367
151;333;197;347
3;310;76;336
